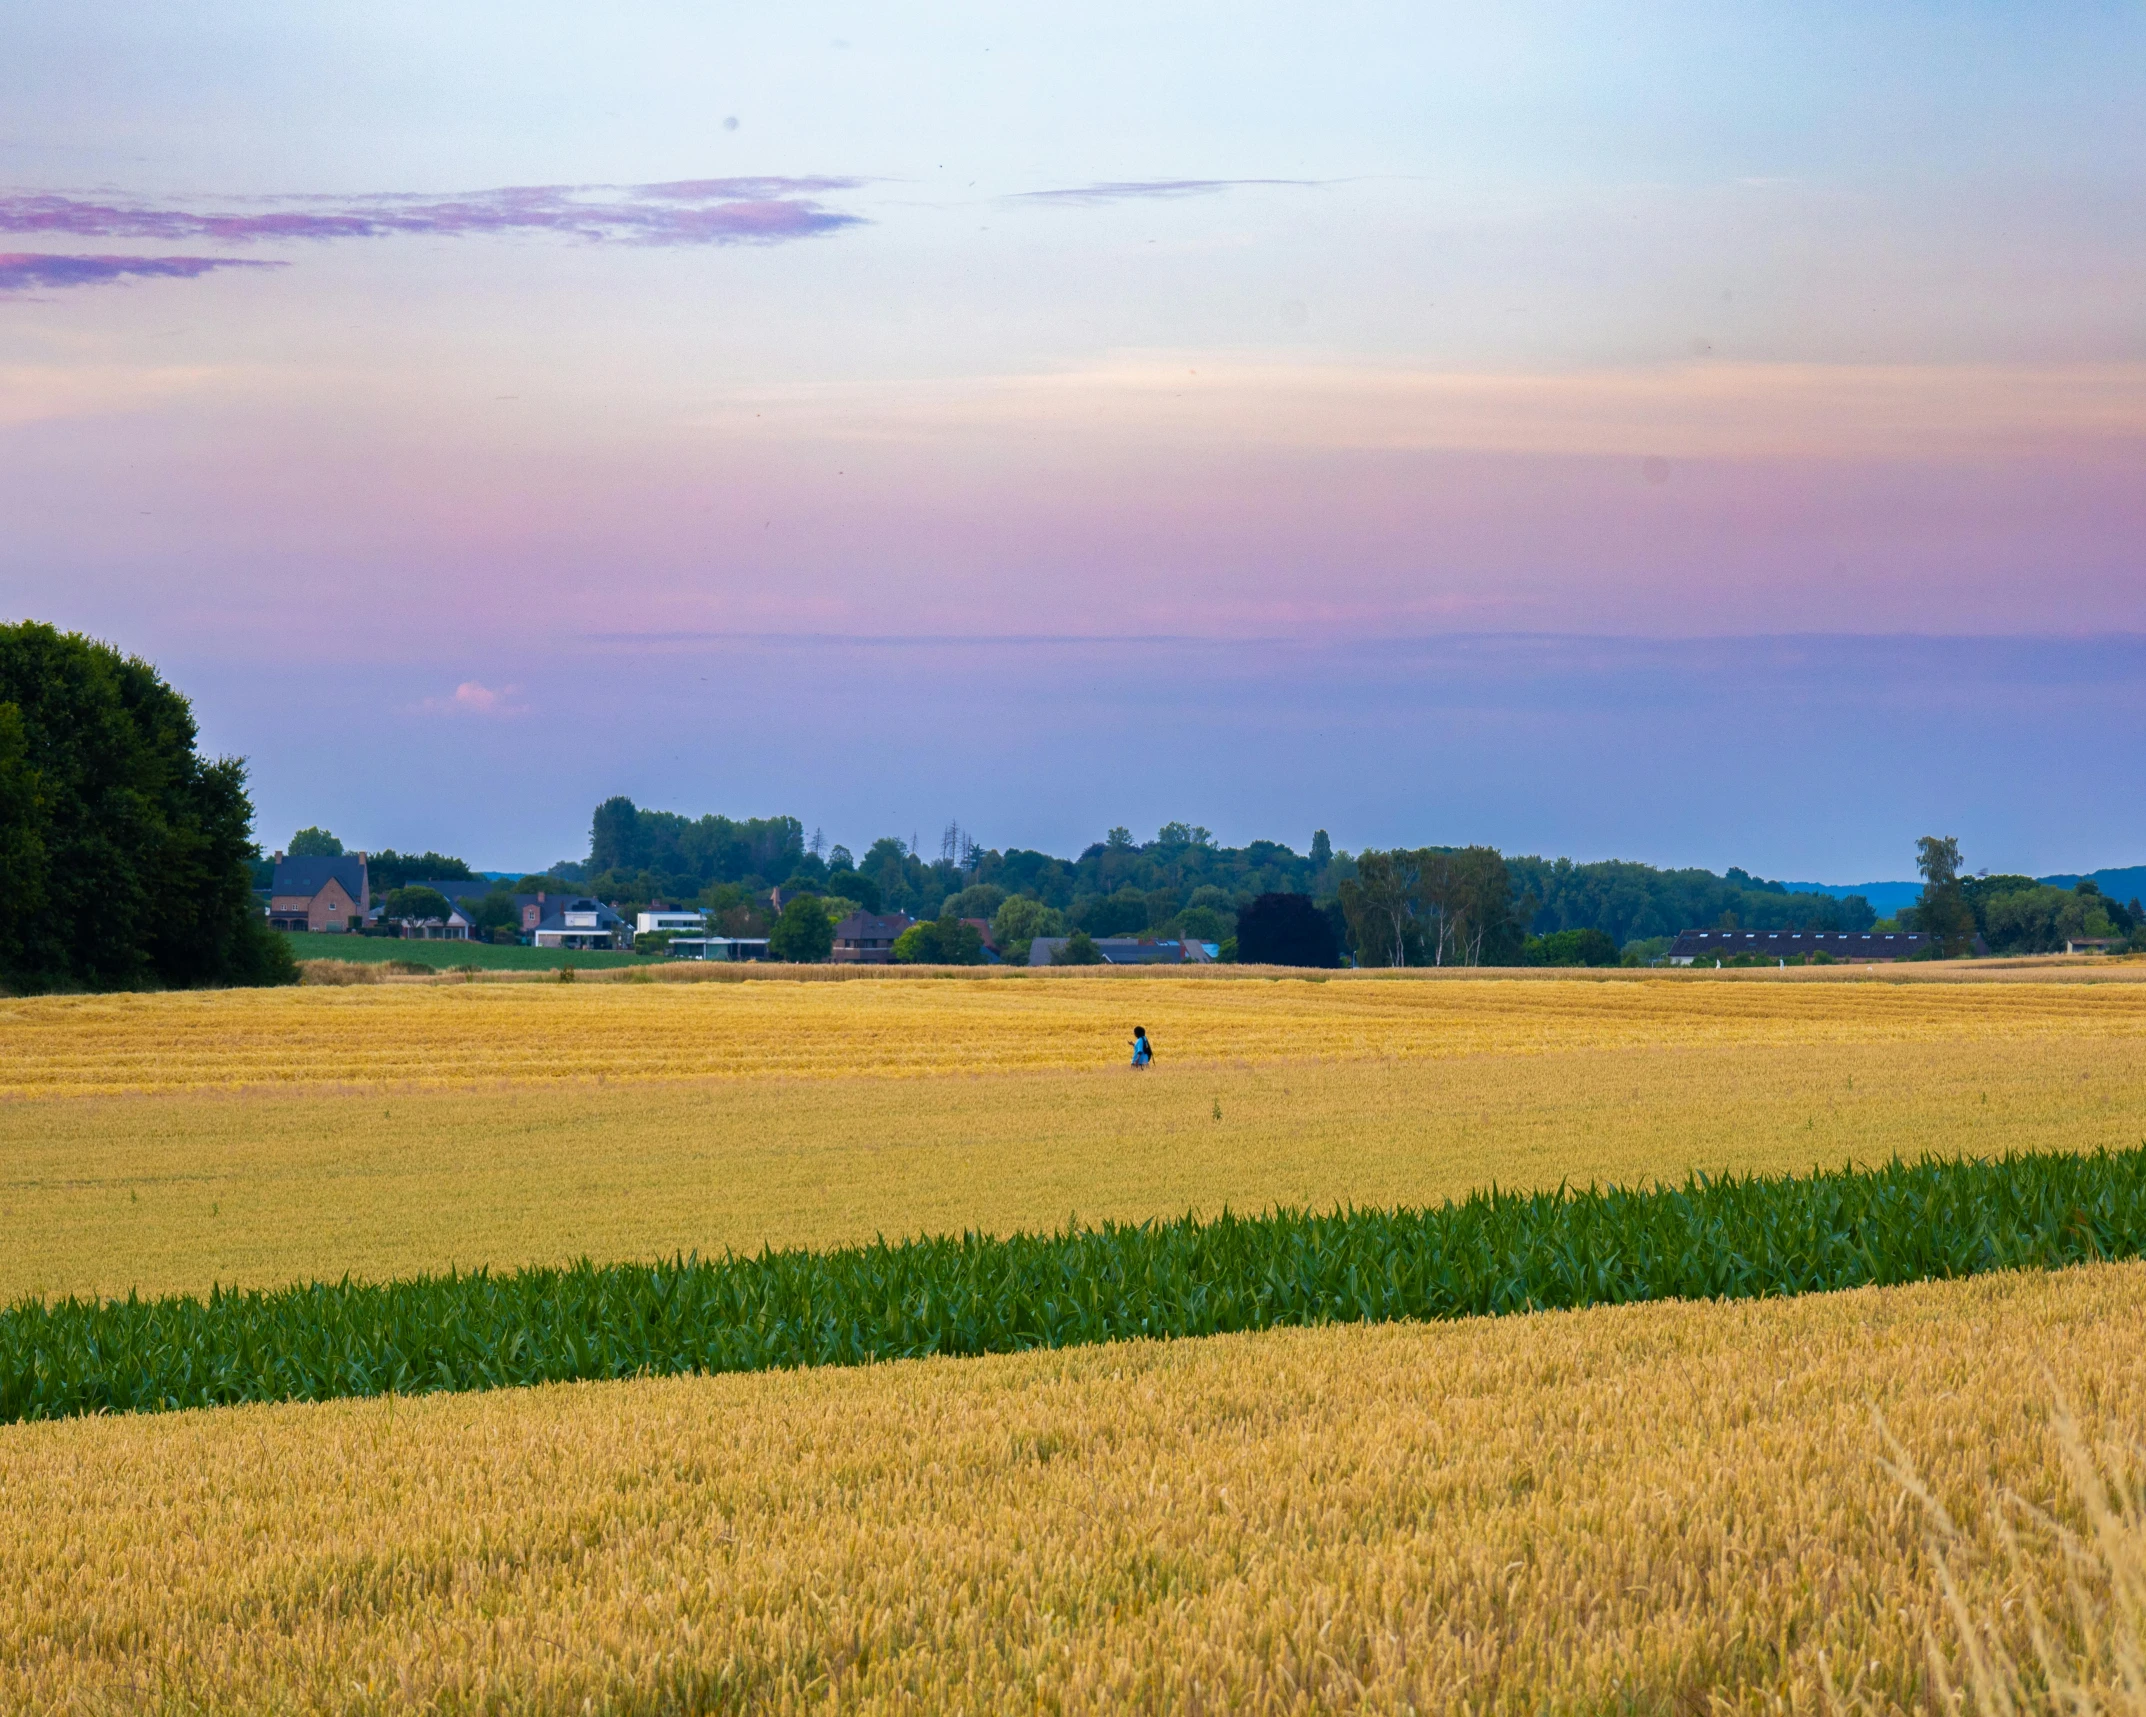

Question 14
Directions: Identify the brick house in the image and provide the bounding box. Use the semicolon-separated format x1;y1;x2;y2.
267;852;369;933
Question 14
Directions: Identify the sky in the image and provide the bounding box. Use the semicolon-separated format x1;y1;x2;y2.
2;2;2141;878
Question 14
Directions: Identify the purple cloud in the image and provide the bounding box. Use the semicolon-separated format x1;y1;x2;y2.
0;178;867;248
1012;179;1317;206
0;252;287;293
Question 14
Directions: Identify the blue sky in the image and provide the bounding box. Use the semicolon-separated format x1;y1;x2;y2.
3;3;2141;876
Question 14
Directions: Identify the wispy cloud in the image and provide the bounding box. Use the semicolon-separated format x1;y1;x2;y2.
416;681;528;717
1010;179;1317;206
694;357;2146;463
0;179;866;247
0;251;287;294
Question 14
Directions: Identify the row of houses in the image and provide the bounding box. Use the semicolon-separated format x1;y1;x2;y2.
266;854;631;949
267;856;1229;964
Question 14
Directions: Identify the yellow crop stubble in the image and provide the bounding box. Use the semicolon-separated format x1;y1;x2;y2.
5;1263;2143;1713
4;969;2145;1097
6;975;2146;1301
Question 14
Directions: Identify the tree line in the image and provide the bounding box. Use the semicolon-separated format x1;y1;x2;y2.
557;799;1905;967
278;793;2146;971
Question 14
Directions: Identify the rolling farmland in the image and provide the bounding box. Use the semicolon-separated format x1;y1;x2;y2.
4;971;2145;1302
6;966;2146;1709
6;1262;2142;1712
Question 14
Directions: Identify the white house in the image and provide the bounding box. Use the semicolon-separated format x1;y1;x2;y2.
636;909;708;937
665;936;771;961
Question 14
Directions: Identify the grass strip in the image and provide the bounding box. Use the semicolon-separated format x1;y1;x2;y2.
280;932;649;970
7;1147;2145;1424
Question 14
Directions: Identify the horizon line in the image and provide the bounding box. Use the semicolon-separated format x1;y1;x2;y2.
585;628;2146;648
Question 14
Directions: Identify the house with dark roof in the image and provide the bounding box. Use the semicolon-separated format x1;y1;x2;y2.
389;902;477;940
832;911;914;963
498;891;583;941
1666;928;1989;964
530;898;625;951
267;851;369;933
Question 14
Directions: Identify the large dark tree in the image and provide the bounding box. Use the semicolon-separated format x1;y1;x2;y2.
0;622;295;992
1236;892;1341;967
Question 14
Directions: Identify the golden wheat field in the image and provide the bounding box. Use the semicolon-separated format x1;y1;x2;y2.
4;964;2144;1098
6;1261;2145;1714
8;1034;2146;1304
10;968;2146;1712
6;972;2146;1301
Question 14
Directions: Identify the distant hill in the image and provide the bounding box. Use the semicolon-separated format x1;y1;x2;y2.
1780;880;1923;916
1784;866;2146;918
2036;866;2146;905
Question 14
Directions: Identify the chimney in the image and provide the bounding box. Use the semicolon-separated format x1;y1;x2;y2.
272;851;284;865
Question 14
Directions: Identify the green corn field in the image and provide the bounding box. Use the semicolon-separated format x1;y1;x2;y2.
6;1145;2144;1424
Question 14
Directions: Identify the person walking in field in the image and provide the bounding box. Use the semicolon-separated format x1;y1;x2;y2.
1130;1026;1153;1069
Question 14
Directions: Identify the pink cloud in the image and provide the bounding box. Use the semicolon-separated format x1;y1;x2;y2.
0;252;287;293
417;681;527;716
0;179;866;248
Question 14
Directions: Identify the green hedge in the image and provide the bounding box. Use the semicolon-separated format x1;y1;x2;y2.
8;1148;2144;1423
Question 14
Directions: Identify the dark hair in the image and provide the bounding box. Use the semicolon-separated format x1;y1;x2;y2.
1133;1025;1146;1036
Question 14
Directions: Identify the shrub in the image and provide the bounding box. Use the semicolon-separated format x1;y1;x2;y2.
384;886;454;926
1052;930;1104;965
893;915;986;965
1524;928;1620;968
768;896;835;963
